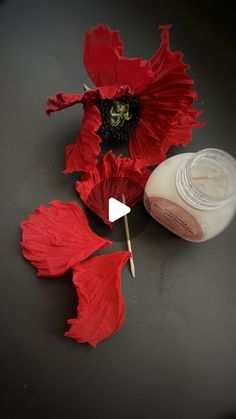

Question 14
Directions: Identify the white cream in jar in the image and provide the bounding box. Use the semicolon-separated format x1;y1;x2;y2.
144;148;236;242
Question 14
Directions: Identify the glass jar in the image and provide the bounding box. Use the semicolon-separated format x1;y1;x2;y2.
144;148;236;242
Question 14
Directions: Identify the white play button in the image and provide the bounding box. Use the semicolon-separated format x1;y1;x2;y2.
108;197;131;222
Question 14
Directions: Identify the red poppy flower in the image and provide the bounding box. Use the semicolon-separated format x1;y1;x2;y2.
46;24;204;173
75;151;151;226
65;251;131;347
21;200;111;277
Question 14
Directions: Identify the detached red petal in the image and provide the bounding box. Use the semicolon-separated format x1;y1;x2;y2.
21;200;111;277
46;92;84;116
65;251;131;347
84;25;124;87
75;152;151;226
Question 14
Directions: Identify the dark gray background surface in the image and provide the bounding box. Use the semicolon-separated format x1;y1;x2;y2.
1;1;236;418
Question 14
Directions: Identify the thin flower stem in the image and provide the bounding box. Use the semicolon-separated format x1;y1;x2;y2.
122;194;135;278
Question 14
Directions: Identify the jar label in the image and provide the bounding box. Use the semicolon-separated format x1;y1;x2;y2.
146;196;204;241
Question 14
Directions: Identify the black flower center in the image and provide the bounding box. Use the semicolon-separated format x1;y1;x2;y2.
96;95;142;142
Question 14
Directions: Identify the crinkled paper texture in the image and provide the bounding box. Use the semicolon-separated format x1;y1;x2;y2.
64;101;102;173
75;152;151;226
132;25;204;166
83;25;155;92
21;200;111;277
65;251;131;347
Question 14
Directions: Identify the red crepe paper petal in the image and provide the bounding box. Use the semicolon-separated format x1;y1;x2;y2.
46;92;84;116
47;86;129;174
75;152;151;226
21;200;111;277
129;119;167;167
64;102;102;173
133;24;204;163
84;25;124;87
95;84;130;100
84;25;155;93
65;251;131;347
116;58;155;94
150;25;186;77
161;110;203;153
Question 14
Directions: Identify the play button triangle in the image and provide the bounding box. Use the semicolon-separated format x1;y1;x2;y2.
108;197;131;222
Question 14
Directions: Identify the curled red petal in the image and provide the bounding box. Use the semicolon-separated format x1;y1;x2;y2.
147;25;204;110
21;200;111;277
161;110;204;153
116;57;155;94
84;25;124;87
75;151;151;226
84;25;154;93
46;92;84;116
48;86;129;174
129;119;167;167
130;24;204;164
65;251;131;347
64;102;102;173
150;25;187;78
95;84;130;100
